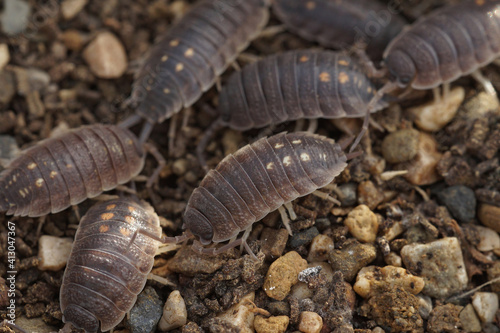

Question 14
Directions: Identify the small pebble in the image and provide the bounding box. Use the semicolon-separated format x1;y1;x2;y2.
0;44;10;70
478;203;500;232
289;227;319;248
381;129;420;163
383;252;402;267
298;311;323;333
353;265;424;299
404;132;442;185
417;294;433;320
260;228;289;261
409;86;465;131
0;135;20;168
427;303;463;333
460;304;482;332
335;183;357;206
472;292;499;323
463;91;500;118
263;251;307;301
487;261;500;293
254;315;289;333
37;236;73;271
307;234;334;262
328;239;377;282
290;282;314;300
128;286;163;333
217;292;255;333
172;158;189;176
0;71;16;105
357;180;384;210
401;237;468;298
61;0;88;20
437;185;476;223
474;225;500;252
83;31;127;79
158;290;187;331
61;29;90;51
344;205;379;243
1;0;31;35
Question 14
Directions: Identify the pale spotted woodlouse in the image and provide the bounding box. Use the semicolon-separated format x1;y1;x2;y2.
0;124;145;217
122;0;271;142
60;198;162;333
186;132;355;256
272;0;407;60
196;50;387;167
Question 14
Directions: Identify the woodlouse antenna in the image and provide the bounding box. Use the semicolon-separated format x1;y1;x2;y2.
196;119;225;171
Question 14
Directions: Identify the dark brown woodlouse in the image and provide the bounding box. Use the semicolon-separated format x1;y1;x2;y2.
197;50;387;167
122;0;271;142
383;0;500;90
272;0;408;61
0;124;145;217
186;132;355;256
60;198;162;333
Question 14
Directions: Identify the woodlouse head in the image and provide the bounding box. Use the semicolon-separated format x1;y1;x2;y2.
62;304;99;333
183;208;214;245
384;49;416;87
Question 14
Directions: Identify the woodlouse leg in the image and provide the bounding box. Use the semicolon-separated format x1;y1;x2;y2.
237;52;262;64
128;228;192;250
196;119;225;172
278;205;294;236
192;239;258;260
230;61;241;71
354;47;387;78
143;142;166;190
168;113;179;156
471;70;498;97
257;24;286;39
350;81;398;153
181;107;192;129
311;190;341;205
432;87;442;104
1;320;28;333
294;119;306;132
118;114;143;129
306;119;318;133
147;273;176;287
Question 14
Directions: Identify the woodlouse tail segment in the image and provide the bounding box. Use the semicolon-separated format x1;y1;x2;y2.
196;119;225;172
1;319;28;333
350;81;399;153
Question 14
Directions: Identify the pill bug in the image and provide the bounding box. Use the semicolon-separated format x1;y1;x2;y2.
383;0;500;89
122;0;271;141
273;0;407;61
197;50;388;167
185;132;353;255
0;124;144;217
60;198;162;333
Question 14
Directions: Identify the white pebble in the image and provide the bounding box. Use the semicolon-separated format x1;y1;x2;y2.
460;304;482;332
344;205;379;243
298;311;323;333
83;31;127;79
38;236;73;271
158;290;187;331
61;0;88;20
0;44;10;70
472;292;499;323
474;225;500;252
307;234;334;262
417;294;433;320
217;292;255;333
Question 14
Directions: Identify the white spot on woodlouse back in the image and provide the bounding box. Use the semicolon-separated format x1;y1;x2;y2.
163;88;170;94
338;72;349;84
184;48;194;57
319;72;331;82
274;143;284;149
300;153;310;161
161;55;168;62
300;55;309;62
283;156;292;166
66;164;72;168
50;171;58;179
266;162;274;170
170;39;179;47
306;1;316;10
27;162;37;170
12;175;17;182
175;63;184;72
292;139;302;144
35;178;44;187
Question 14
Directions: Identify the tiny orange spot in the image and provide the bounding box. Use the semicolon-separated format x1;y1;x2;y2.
306;1;316;10
163;88;170;94
106;204;116;210
120;228;132;237
125;215;135;224
319;72;331;82
50;171;58;178
299;55;309;62
170;39;180;47
476;0;485;5
101;212;114;220
338;72;349;84
338;59;349;66
35;178;44;188
175;63;184;72
128;206;136;213
161;55;168;62
66;164;73;169
367;86;372;93
99;225;110;233
184;48;194;57
27;162;37;170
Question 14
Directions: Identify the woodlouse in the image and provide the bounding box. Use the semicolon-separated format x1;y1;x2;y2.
272;0;407;60
0;124;145;217
122;0;270;142
383;0;500;90
60;198;162;333
197;50;387;167
186;132;354;255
